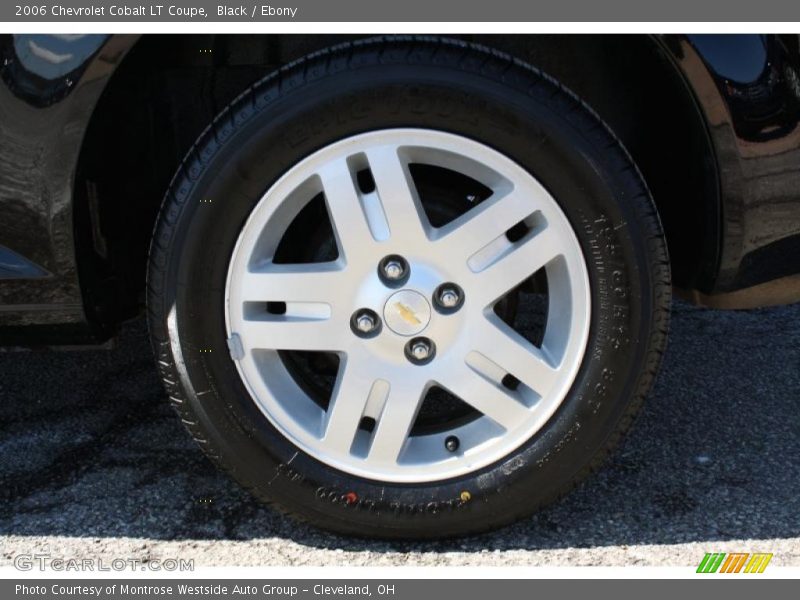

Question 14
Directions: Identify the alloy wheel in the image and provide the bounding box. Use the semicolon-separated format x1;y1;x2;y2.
225;128;591;482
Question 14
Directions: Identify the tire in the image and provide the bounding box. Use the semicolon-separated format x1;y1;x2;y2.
147;36;670;539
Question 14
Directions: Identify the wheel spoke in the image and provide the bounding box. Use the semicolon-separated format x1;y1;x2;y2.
238;318;345;352
322;359;377;454
365;146;430;245
474;226;561;304
435;188;536;259
367;377;427;465
475;316;559;398
437;362;530;431
239;264;345;305
318;158;376;260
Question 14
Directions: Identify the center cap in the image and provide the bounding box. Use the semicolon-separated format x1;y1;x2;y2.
383;290;432;336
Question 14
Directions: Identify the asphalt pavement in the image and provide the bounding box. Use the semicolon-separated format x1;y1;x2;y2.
1;300;798;567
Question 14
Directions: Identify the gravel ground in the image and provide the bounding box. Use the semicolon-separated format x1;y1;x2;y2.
1;300;799;567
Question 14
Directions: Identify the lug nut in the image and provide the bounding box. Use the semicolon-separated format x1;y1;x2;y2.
439;288;460;308
405;337;435;364
411;341;431;360
445;435;460;452
351;308;381;338
378;255;409;286
356;313;377;333
434;283;464;312
383;260;404;280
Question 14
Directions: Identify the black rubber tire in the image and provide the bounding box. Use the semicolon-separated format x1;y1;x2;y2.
147;36;671;539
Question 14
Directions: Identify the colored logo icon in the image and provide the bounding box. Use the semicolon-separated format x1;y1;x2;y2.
697;552;773;573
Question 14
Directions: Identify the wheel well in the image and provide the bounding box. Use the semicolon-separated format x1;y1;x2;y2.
74;34;720;328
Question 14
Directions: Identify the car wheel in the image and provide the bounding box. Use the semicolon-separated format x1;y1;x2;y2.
147;37;670;538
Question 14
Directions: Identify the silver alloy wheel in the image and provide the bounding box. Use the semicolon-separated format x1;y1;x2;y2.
225;129;591;483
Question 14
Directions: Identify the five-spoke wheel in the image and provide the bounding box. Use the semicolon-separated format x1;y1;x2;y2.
225;129;591;482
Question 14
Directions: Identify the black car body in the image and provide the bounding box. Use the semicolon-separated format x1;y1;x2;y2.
1;33;799;344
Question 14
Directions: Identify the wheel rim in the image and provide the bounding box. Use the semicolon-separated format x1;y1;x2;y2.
225;129;591;483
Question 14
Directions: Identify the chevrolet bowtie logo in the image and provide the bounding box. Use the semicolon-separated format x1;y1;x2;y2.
394;302;422;326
